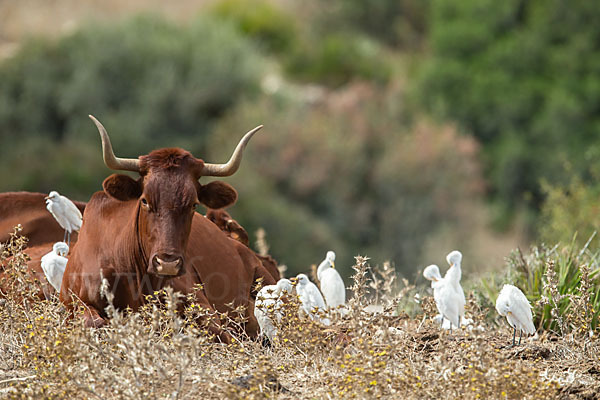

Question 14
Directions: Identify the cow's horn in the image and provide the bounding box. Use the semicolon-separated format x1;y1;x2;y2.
89;115;141;172
201;125;262;177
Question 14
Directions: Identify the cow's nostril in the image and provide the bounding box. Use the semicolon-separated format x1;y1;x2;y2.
152;254;183;276
156;257;182;266
156;253;181;263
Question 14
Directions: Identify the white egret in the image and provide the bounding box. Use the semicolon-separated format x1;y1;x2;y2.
495;284;536;346
45;191;82;246
295;274;331;326
434;315;474;330
424;264;450;327
423;264;442;285
317;251;346;314
422;264;461;330
41;242;69;292
254;278;293;344
445;250;466;326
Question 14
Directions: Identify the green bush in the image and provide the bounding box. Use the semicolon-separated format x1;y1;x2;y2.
0;15;263;199
539;176;600;247
208;0;393;88
300;0;430;50
284;32;392;88
416;0;600;217
333;0;430;49
209;0;299;54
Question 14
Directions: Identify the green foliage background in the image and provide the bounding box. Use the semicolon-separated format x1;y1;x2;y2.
0;15;262;198
1;0;599;278
417;0;600;221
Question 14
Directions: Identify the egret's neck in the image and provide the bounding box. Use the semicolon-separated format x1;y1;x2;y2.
317;261;331;280
445;263;462;283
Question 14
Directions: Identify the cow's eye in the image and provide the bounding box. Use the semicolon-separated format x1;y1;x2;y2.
141;198;149;209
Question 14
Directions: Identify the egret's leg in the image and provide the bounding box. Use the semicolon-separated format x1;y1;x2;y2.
67;231;71;248
261;334;273;348
63;230;67;242
458;315;462;328
512;327;516;346
518;330;522;345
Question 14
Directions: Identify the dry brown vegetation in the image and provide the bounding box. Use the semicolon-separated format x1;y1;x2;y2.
0;231;599;399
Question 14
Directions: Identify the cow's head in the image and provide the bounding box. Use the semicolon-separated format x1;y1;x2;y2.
89;115;261;277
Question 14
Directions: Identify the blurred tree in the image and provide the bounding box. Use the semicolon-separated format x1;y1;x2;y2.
210;84;490;277
539;175;600;249
338;0;430;49
0;15;263;199
208;0;392;88
417;0;600;223
284;31;392;88
304;0;431;50
0;5;522;280
208;0;299;54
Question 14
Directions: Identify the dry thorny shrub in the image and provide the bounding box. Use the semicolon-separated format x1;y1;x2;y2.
538;260;599;344
0;235;599;399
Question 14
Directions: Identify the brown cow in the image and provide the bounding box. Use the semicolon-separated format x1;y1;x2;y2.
0;192;86;247
256;254;280;282
60;116;274;342
0;192;278;337
171;214;278;337
205;208;280;281
206;209;250;246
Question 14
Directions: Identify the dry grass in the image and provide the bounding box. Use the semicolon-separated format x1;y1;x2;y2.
0;231;599;399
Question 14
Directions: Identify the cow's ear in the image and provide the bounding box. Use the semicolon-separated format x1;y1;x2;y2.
197;181;238;209
103;174;142;201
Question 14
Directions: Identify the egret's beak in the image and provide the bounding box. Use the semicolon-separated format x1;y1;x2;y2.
289;277;298;284
44;196;50;200
331;261;336;269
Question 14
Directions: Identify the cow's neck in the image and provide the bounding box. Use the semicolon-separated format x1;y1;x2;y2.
119;203;166;302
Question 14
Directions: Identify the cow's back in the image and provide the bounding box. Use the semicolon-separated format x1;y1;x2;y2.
0;192;86;246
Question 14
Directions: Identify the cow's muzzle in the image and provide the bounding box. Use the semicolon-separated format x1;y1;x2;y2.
149;254;184;277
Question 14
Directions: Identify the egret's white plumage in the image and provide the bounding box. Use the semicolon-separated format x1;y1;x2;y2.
40;242;69;292
45;191;82;246
317;251;346;313
496;284;536;345
445;250;466;324
423;264;442;285
254;279;293;343
423;264;461;329
295;274;331;326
